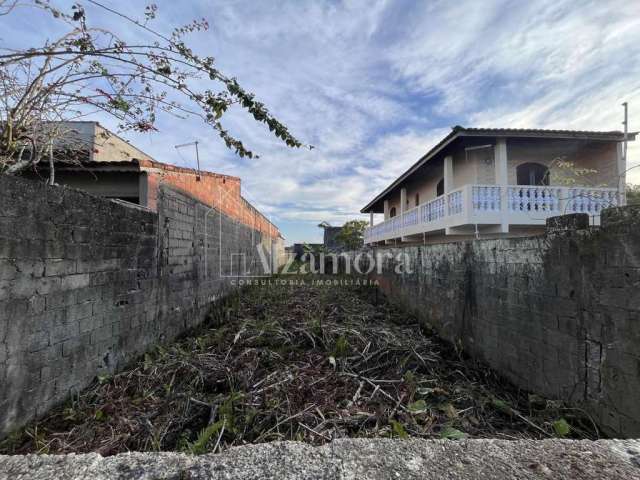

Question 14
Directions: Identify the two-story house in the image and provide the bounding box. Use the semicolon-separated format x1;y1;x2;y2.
361;126;635;245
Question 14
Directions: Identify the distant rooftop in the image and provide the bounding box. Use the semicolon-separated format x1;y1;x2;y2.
43;121;239;180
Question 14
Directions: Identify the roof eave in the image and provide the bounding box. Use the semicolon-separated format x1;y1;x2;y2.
360;129;637;214
359;130;461;213
460;129;637;141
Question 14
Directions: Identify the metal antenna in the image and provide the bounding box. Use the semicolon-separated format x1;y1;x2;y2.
174;140;201;181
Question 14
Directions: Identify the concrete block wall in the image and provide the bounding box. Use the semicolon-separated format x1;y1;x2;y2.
140;159;280;239
0;176;273;436
366;207;640;437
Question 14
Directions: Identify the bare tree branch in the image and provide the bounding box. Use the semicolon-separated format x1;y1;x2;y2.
0;0;307;174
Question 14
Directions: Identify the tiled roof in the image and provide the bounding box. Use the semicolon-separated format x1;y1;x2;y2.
360;126;637;213
452;126;635;141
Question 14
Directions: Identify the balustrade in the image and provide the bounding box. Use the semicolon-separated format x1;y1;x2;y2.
364;185;619;244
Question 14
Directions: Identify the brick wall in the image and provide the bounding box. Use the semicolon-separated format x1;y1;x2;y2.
0;176;275;436
140;160;280;239
363;207;640;437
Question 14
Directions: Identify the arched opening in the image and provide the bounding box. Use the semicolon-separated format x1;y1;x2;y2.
517;163;549;186
436;178;444;197
389;206;396;218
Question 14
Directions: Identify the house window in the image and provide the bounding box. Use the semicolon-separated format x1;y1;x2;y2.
517;163;549;186
436;178;444;197
415;193;420;206
389;207;396;218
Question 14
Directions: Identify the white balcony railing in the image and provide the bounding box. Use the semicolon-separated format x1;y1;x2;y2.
507;186;562;213
364;184;619;244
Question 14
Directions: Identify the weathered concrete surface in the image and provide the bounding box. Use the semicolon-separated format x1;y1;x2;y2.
362;206;640;437
1;439;640;479
0;176;276;437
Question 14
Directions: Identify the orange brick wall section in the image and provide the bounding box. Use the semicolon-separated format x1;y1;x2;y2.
138;160;280;240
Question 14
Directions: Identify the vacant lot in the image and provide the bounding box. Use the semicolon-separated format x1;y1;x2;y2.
1;277;597;455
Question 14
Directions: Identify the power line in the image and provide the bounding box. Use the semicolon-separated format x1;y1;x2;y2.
174;141;200;180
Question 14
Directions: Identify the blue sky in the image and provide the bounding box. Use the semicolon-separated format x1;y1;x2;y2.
2;0;639;244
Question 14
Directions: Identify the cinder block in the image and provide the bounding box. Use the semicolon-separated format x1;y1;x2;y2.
50;322;78;344
45;289;76;310
27;295;46;315
60;273;91;290
67;302;94;322
78;315;98;334
599;287;629;309
0;259;17;281
26;330;50;352
61;333;91;358
90;325;112;344
76;258;120;274
75;286;101;304
71;227;91;244
44;259;76;277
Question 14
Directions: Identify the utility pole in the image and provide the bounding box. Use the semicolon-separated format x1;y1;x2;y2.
622;102;628;166
621;102;629;205
174;140;201;181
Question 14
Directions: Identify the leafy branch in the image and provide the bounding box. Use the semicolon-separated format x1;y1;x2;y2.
0;0;306;175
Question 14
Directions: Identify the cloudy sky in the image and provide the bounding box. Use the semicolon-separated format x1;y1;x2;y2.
3;0;639;243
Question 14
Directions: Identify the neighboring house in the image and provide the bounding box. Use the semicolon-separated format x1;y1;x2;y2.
361;126;636;245
290;243;323;261
21;121;282;242
318;221;343;250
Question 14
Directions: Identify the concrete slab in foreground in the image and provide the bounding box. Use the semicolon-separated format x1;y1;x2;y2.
2;438;640;480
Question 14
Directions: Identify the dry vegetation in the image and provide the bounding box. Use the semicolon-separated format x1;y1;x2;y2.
1;277;598;455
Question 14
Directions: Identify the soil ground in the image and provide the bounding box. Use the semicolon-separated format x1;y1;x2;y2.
0;276;598;455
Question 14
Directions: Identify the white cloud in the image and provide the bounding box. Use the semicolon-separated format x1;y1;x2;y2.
3;0;639;241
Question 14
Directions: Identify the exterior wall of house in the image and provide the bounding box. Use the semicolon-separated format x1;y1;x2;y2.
19;122;282;241
507;139;618;187
472;147;496;185
409;159;445;206
450;138;498;188
572;141;619;187
386;191;402;217
403;177;437;210
387;160;445;216
20;170;141;203
92;125;154;163
47;171;140;201
452;147;478;188
380;137;620;215
140;161;281;240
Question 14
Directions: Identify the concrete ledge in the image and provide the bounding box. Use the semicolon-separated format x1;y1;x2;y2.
546;213;589;232
602;205;640;233
1;438;640;479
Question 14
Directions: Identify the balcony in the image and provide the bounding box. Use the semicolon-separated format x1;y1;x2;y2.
364;184;620;244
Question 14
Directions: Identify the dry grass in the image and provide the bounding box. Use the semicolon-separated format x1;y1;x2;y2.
0;277;598;455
